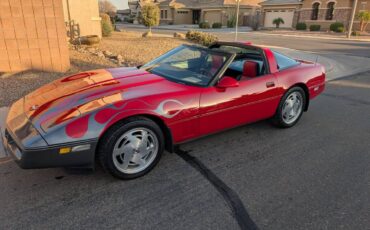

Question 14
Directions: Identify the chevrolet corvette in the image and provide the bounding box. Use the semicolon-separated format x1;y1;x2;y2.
2;42;325;179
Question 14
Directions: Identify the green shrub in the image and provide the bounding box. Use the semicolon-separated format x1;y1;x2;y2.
227;14;236;28
101;13;113;37
330;22;345;32
141;4;160;32
199;21;211;29
185;30;218;46
309;24;321;31
296;22;307;30
212;22;222;29
351;31;360;36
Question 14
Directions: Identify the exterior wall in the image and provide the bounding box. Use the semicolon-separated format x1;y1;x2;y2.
353;0;370;31
261;0;369;32
299;8;352;30
203;10;222;25
0;0;70;73
62;0;101;38
221;7;255;26
159;6;174;24
299;0;354;30
157;4;255;25
173;9;192;24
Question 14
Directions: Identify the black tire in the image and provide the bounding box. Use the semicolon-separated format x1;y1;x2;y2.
98;116;164;179
272;86;306;128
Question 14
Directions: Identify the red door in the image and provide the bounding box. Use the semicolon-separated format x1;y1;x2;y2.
199;74;281;135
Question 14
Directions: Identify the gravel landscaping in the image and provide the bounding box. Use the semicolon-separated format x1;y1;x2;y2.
0;31;189;107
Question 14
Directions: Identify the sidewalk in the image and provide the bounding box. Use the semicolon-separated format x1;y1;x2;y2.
117;23;252;33
250;30;370;42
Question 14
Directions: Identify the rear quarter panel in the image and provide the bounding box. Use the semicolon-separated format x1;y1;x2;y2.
263;47;325;99
275;62;326;99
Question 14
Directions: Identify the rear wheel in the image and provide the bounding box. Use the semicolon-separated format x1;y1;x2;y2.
273;87;306;128
98;117;164;179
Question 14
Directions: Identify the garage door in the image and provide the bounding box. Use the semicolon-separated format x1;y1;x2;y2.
264;10;294;28
204;11;221;25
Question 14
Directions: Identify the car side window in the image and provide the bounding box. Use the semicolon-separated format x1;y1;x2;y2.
273;51;299;70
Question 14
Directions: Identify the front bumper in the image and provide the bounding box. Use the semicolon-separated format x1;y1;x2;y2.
2;129;97;169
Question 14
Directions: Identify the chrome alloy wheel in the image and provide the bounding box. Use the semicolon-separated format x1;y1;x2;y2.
282;91;303;125
112;128;159;174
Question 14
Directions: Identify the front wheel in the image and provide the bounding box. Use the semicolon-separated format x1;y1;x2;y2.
98;117;164;179
273;87;306;128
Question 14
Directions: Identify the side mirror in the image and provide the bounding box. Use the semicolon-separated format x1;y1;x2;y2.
217;76;239;88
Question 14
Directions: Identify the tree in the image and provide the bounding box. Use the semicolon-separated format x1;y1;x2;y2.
140;3;160;34
272;17;284;28
357;11;370;32
99;0;117;15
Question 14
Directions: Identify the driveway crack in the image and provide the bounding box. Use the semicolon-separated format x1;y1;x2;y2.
175;147;259;230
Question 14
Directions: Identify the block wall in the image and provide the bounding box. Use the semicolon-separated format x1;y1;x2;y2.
0;0;70;73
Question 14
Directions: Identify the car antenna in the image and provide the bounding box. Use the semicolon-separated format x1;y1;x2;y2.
314;55;319;66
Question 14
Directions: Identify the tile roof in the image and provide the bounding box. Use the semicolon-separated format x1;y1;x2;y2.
259;0;302;5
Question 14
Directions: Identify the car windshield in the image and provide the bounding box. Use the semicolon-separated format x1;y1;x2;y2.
141;45;231;86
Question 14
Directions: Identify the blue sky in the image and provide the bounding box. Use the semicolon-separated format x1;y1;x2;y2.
110;0;129;9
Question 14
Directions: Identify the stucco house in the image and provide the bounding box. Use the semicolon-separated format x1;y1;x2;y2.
130;0;263;26
260;0;370;31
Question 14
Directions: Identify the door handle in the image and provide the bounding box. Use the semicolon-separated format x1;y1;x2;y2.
266;82;275;88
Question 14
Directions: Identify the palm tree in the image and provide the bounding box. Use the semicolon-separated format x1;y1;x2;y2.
357;11;370;32
272;17;285;29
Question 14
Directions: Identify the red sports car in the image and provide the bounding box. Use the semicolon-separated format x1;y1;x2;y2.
3;42;325;179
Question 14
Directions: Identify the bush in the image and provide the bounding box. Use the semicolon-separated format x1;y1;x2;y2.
296;22;307;30
186;30;218;46
227;14;236;28
199;21;211;29
212;22;222;29
309;24;321;31
330;22;345;32
101;13;113;37
351;31;360;36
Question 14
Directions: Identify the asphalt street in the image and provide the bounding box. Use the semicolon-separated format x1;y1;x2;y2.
0;33;370;229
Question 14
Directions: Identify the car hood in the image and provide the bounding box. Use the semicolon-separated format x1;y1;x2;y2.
23;67;183;133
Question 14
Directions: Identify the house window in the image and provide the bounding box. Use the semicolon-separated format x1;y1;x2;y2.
326;2;335;20
361;2;367;11
161;10;168;19
311;2;320;20
177;11;189;14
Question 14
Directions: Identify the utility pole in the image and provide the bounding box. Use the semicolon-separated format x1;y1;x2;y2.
234;0;240;41
347;0;358;38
